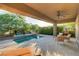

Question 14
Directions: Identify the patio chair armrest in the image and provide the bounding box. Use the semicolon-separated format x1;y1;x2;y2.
67;34;71;38
30;43;42;56
57;33;63;37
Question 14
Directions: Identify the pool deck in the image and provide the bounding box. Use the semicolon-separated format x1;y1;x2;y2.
0;34;79;56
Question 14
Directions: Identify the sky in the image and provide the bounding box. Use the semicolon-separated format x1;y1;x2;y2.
25;16;53;27
0;9;8;14
0;9;53;27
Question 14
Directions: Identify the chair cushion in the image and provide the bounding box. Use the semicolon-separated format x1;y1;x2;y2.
0;47;33;56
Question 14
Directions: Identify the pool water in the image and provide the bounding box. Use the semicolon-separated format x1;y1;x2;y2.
14;34;43;43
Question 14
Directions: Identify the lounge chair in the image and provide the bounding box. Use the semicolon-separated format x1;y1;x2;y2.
56;33;71;42
0;43;42;56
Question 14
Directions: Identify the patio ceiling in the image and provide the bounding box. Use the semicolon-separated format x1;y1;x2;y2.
0;3;79;24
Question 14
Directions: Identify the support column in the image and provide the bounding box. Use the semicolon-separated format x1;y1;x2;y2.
53;23;57;36
76;15;79;47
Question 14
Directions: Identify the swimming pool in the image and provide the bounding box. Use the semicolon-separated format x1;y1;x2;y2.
14;34;43;43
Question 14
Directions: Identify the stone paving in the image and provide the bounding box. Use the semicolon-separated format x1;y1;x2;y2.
0;35;79;56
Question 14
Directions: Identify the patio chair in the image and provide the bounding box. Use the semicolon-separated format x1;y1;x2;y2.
56;33;71;42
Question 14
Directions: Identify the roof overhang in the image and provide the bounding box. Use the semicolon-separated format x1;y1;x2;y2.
0;3;78;24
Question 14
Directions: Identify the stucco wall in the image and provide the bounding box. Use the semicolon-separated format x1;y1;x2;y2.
76;15;79;46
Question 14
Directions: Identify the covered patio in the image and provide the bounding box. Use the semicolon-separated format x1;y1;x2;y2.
0;3;79;56
0;4;78;35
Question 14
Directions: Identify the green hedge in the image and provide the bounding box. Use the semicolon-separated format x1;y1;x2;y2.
39;26;75;37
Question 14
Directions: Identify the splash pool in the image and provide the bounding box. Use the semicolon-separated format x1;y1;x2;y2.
14;34;43;43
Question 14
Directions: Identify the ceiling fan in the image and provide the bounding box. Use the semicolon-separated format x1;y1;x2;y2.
56;10;65;20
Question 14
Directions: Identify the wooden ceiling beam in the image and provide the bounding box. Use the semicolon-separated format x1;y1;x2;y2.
56;17;76;24
0;3;56;23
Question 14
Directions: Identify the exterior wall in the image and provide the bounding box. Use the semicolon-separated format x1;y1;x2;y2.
76;15;79;46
